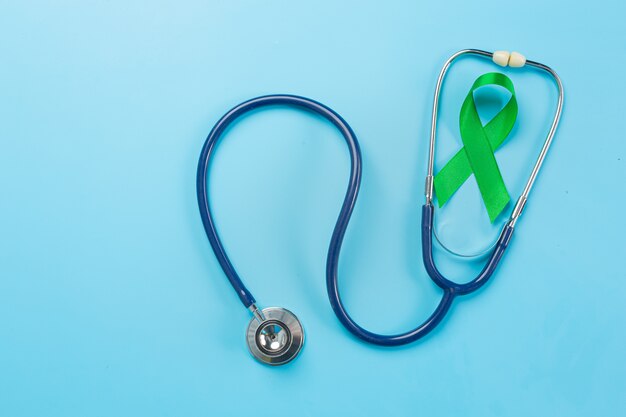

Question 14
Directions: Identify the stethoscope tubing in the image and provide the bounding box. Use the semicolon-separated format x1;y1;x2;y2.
196;50;563;347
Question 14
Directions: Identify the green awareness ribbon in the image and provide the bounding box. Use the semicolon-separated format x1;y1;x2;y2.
433;72;518;223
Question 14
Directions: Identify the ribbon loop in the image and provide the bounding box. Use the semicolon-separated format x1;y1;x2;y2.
433;72;518;222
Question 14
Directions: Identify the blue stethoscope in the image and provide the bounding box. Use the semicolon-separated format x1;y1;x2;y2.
196;49;563;365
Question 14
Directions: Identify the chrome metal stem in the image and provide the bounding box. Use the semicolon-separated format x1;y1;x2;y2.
426;49;492;204
509;59;564;227
248;303;266;323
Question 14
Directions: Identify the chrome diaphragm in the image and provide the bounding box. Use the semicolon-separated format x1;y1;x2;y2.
246;306;304;365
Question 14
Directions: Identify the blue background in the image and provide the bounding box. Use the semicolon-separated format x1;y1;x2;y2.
1;1;625;416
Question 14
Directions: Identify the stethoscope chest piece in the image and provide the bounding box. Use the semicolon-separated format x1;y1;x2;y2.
246;307;304;366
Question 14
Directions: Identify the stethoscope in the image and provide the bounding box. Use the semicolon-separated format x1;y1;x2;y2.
196;49;563;365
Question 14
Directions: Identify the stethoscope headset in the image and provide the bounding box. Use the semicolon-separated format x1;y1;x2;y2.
196;49;564;365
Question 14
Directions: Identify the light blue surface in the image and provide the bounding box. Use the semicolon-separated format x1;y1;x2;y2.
1;1;625;416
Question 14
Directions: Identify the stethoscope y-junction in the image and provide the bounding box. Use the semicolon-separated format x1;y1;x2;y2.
196;49;563;365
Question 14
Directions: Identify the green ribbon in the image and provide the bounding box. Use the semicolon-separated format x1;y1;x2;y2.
433;72;518;223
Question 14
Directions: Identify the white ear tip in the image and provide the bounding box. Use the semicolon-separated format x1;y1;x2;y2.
509;51;527;67
492;51;510;67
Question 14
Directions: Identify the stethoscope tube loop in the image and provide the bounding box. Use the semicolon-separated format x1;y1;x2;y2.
196;94;362;309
